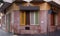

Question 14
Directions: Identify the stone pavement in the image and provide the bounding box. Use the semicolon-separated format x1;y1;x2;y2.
49;29;60;36
0;28;18;36
0;28;60;36
17;29;60;36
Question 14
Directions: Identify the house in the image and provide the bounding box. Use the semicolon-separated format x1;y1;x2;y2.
0;0;60;34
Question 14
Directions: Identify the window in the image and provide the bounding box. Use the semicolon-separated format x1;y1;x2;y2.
30;11;39;25
20;11;39;25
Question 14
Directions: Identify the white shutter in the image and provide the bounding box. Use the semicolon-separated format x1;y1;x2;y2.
3;0;15;3
53;0;60;4
44;0;52;2
23;0;32;2
0;3;3;7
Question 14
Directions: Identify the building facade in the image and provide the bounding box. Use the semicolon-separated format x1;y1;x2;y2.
0;0;60;34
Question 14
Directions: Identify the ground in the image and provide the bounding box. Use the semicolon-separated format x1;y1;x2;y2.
0;28;18;36
0;28;60;36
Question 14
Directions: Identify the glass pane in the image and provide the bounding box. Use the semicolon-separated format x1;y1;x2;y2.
30;12;34;25
35;12;38;24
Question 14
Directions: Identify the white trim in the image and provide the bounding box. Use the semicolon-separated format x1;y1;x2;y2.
53;0;60;5
34;11;39;25
44;0;52;2
30;12;39;25
30;12;35;25
34;12;35;25
23;0;32;2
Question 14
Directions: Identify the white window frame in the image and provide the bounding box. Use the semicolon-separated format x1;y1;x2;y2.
30;11;39;25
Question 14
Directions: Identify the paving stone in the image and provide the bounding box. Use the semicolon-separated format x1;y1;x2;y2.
0;29;16;36
0;28;60;36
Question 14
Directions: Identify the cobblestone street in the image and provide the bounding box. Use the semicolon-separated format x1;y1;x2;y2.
0;28;18;36
0;28;60;36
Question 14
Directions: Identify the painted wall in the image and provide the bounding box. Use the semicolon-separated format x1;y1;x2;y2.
39;3;51;33
4;2;57;34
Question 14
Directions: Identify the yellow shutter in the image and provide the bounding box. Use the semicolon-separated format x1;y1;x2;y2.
24;12;26;25
20;12;26;25
20;12;22;25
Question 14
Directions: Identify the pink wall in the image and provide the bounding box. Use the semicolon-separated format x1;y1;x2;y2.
39;10;48;33
57;11;60;30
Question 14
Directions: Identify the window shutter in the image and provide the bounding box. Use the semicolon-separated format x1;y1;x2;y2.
20;12;26;25
35;12;39;24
